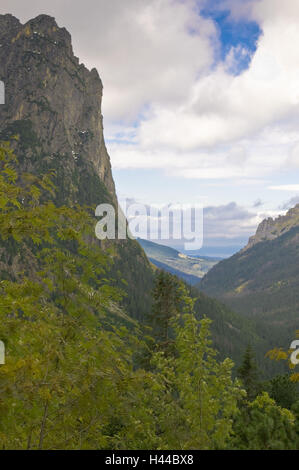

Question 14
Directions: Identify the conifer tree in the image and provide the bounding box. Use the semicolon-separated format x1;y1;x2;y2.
238;345;260;401
150;271;184;347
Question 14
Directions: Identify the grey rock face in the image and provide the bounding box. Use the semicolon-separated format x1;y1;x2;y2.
244;203;299;251
0;14;116;203
0;14;154;321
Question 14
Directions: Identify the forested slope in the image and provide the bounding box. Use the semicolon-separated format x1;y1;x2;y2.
200;211;299;352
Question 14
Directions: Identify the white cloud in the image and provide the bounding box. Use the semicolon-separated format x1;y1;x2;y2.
268;185;299;191
105;0;299;180
120;198;264;244
287;142;299;168
2;0;299;183
135;8;299;152
2;0;298;246
65;0;218;122
280;196;299;210
107;123;290;181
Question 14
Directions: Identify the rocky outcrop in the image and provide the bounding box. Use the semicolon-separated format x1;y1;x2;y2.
0;13;116;204
244;204;299;251
0;14;154;321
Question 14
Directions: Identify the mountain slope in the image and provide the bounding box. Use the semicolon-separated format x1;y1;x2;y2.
0;13;153;320
138;240;285;376
138;238;219;284
199;206;299;350
245;204;299;251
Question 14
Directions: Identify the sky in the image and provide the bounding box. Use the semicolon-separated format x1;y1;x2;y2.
1;0;299;255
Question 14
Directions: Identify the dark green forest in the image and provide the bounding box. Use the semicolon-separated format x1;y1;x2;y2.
199;225;299;363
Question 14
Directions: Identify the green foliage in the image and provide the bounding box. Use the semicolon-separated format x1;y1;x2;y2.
150;314;242;449
267;374;299;409
0;144;242;450
230;393;297;450
238;345;260;401
0;143;130;449
0;120;40;152
0;143;297;450
109;239;154;323
190;286;263;373
266;330;299;384
150;271;185;346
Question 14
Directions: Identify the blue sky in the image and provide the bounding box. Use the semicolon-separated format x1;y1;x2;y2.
200;0;261;70
1;0;299;255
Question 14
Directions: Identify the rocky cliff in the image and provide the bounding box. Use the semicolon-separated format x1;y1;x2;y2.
0;13;116;205
244;204;299;251
0;14;153;321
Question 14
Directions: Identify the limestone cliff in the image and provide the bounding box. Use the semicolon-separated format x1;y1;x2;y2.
0;14;153;321
244;204;299;251
0;13;116;205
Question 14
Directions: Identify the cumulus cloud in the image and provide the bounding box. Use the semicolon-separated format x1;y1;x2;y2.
280;196;299;210
133;1;299;164
268;185;299;191
106;0;299;180
253;198;263;208
84;0;299;182
3;0;298;248
120;197;263;244
1;0;299;183
107;124;288;180
287;142;299;168
203;202;259;239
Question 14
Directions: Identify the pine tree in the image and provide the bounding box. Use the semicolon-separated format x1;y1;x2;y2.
150;311;243;449
268;374;299;409
150;271;184;347
238;345;260;401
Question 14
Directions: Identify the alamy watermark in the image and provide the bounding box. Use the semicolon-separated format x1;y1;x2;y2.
95;200;203;251
0;80;4;104
290;340;299;366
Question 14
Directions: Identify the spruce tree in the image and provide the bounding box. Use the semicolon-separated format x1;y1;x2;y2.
150;271;184;346
238;345;260;401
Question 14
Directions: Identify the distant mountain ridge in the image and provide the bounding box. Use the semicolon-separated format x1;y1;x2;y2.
137;238;219;284
199;205;299;352
244;204;299;251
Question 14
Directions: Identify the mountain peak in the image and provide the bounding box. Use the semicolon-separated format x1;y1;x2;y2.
0;13;115;204
23;15;72;52
244;203;299;251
